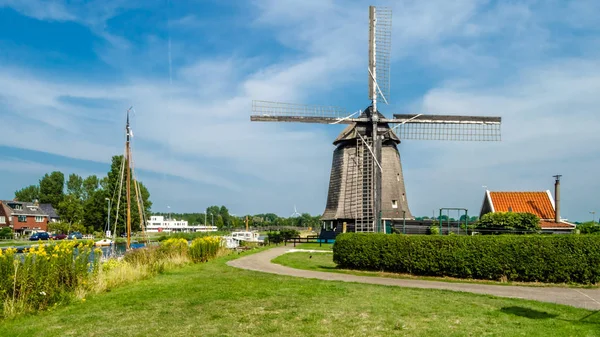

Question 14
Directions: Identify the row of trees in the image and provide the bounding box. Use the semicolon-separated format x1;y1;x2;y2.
415;215;480;222
13;155;152;235
153;208;322;230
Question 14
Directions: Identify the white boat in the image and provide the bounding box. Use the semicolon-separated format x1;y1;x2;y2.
94;238;113;247
221;236;240;249
230;231;263;243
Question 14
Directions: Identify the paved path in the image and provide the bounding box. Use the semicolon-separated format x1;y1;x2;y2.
227;247;600;310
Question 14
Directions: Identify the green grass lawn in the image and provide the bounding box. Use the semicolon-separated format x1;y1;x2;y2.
0;240;31;248
290;242;333;250
272;252;600;289
1;249;599;336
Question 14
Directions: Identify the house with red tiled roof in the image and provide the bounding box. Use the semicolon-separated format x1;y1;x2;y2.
479;190;576;233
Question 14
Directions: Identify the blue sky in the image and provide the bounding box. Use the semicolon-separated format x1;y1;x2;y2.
0;0;599;222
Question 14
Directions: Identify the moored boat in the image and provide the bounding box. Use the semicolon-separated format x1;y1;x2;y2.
94;238;113;247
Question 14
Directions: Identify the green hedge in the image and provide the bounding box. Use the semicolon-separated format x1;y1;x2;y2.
333;233;600;284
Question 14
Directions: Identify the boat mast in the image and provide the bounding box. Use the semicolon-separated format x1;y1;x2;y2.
126;107;132;250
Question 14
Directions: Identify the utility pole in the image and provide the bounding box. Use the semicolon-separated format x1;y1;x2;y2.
590;211;596;224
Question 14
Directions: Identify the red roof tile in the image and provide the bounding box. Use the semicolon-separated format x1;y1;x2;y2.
489;191;555;219
540;220;575;229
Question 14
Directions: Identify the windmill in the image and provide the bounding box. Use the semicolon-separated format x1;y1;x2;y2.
291;205;301;218
250;6;501;233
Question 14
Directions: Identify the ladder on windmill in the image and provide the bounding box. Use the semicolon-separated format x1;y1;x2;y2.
357;136;375;232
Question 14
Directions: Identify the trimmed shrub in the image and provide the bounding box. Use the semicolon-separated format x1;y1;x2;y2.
333;233;600;284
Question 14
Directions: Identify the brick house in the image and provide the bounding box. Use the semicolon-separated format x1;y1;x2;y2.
0;200;49;233
39;203;60;222
479;190;576;234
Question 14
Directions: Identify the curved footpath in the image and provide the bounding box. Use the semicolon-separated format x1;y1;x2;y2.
227;247;600;310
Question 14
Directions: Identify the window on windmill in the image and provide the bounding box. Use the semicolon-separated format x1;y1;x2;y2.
396;173;400;181
392;200;398;208
402;193;405;202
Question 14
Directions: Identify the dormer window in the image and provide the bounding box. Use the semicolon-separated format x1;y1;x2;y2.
9;203;22;210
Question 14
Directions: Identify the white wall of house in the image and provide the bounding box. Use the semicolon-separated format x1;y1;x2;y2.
146;215;217;233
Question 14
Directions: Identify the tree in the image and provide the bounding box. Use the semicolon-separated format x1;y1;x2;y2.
57;194;84;224
14;185;40;202
206;206;220;225
82;175;100;201
219;206;230;228
576;221;600;234
39;171;65;208
215;215;224;228
83;189;108;233
66;174;83;200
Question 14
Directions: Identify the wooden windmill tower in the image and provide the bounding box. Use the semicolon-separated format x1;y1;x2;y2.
251;6;502;233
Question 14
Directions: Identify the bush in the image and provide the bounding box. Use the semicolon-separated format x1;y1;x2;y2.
279;229;300;241
577;222;600;234
189;237;222;263
474;212;541;234
0;227;13;240
267;232;282;244
333;233;600;284
428;226;439;235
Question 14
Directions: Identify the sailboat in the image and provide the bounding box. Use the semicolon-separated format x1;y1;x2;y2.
98;107;148;250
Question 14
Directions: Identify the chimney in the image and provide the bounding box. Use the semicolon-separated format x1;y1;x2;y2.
553;175;562;223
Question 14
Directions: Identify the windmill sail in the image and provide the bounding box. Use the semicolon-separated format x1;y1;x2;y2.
251;100;359;124
368;6;392;104
390;114;502;141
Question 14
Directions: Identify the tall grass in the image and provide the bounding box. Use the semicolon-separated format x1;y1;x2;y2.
0;241;100;318
88;237;226;297
0;237;228;319
155;231;228;242
189;236;223;263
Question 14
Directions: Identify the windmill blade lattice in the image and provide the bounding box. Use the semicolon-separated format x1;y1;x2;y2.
368;6;392;104
252;100;347;118
391;114;502;141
